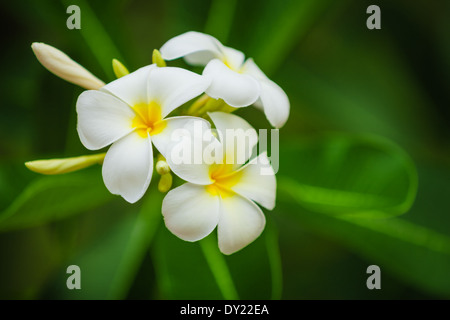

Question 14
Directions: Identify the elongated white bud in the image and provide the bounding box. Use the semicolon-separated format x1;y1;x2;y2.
31;42;105;90
25;153;106;175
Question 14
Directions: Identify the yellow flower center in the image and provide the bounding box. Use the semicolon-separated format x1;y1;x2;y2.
131;101;167;138
222;58;243;73
223;58;234;70
206;163;243;198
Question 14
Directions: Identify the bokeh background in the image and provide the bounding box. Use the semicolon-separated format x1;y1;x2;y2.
0;0;449;299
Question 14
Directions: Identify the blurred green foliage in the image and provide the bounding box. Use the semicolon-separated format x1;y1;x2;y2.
0;0;449;299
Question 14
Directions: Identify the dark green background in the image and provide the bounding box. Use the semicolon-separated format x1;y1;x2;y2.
0;0;449;299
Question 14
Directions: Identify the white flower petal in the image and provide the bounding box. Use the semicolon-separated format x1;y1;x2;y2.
76;90;135;150
208;112;258;167
102;65;155;106
230;152;276;210
241;59;290;128
102;132;153;203
203;59;260;107
222;47;245;70
184;51;220;66
154;116;217;185
148;67;211;118
259;80;290;128
160;31;224;65
151;116;208;156
217;193;266;255
241;58;268;81
162;183;220;241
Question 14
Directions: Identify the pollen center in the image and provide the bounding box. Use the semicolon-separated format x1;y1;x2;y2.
131;101;167;138
206;163;243;198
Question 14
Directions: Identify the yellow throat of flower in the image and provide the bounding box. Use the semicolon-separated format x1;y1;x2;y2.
206;163;243;198
131;101;167;138
222;58;242;73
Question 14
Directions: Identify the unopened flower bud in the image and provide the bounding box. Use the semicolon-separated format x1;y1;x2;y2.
156;160;171;175
112;58;129;78
25;153;106;175
152;49;167;67
158;173;173;193
32;42;105;90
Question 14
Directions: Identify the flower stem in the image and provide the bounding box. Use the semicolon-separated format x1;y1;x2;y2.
200;235;239;300
218;103;237;114
265;218;283;300
196;98;228;116
108;192;163;299
187;94;211;115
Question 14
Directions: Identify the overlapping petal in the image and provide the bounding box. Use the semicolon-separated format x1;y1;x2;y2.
162;183;221;241
155;116;220;185
208;112;258;168
203;59;260;107
241;58;267;81
230;152;276;210
217;193;266;255
221;47;245;70
160;31;224;66
102;132;153;203
147;67;211;118
76;90;135;150
151;116;206;155
241;58;290;128
102;65;155;106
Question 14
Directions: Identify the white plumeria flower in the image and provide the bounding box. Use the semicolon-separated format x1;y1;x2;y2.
76;64;210;203
160;31;290;128
162;112;276;255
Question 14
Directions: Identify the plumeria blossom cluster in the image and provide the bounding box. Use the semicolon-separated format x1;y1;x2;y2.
26;32;289;254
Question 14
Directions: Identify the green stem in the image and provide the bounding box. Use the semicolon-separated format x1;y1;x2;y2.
108;193;163;299
196;98;227;116
187;94;211;115
218;104;237;114
266;218;283;300
200;235;239;300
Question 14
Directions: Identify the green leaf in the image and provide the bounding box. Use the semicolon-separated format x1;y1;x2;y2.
279;134;418;218
277;135;450;297
0;169;113;232
61;0;124;79
47;191;163;299
251;0;333;75
204;0;237;43
276;201;450;297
